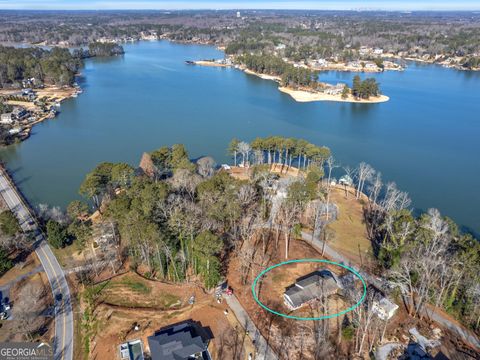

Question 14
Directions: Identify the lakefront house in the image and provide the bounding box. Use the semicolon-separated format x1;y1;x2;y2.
284;269;342;310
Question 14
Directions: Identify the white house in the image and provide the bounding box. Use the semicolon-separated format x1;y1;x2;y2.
372;297;399;320
8;127;22;135
316;58;327;67
359;46;371;56
339;175;353;186
348;61;361;68
325;84;345;95
0;113;13;125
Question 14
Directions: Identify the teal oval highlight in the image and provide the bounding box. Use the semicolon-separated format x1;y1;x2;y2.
251;258;367;321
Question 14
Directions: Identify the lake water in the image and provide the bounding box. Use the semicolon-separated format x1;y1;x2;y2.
1;40;479;234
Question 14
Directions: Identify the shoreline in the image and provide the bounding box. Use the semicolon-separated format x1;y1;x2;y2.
5;37;479;72
243;68;281;81
193;60;230;68
0;85;81;145
241;67;390;104
278;86;389;103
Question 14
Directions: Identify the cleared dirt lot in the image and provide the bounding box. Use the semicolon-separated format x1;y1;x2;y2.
84;271;251;360
227;232;349;359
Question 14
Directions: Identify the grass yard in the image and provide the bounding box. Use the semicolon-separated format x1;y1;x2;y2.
51;244;84;268
117;277;151;294
327;187;374;267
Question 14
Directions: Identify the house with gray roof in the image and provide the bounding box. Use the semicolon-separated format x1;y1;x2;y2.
147;321;211;360
284;269;342;310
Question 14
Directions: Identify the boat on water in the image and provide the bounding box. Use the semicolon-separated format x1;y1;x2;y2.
185;60;195;65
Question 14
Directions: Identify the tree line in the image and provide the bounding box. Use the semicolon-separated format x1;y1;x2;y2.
0;45;82;88
228;136;331;170
76;145;246;288
1;11;479;69
346;161;480;332
352;75;380;99
462;56;480;70
238;53;319;88
86;42;125;57
0;42;125;90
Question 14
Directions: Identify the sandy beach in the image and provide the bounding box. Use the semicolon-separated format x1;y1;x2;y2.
237;67;389;103
278;86;390;103
0;85;79;104
194;60;230;67
243;68;281;81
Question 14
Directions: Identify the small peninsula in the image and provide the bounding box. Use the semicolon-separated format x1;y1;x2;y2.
278;86;389;103
236;54;388;104
192;54;388;104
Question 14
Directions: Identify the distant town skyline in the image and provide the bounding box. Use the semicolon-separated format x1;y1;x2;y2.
1;0;480;11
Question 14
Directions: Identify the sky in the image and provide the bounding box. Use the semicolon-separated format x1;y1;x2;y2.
0;0;479;11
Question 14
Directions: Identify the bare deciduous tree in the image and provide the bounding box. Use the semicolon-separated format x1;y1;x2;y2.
196;156;216;178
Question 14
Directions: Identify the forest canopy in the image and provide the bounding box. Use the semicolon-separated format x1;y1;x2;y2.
87;42;125;57
0;45;82;87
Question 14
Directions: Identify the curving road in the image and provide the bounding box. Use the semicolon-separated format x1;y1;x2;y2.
0;167;73;360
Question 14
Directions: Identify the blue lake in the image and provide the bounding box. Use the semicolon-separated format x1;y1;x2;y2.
1;40;479;234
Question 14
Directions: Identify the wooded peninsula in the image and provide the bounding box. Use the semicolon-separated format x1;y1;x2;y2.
11;137;472;359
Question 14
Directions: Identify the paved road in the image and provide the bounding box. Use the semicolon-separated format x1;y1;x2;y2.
224;294;278;360
301;230;388;290
0;168;73;360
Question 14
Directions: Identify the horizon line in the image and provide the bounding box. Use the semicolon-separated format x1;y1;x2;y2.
1;8;480;12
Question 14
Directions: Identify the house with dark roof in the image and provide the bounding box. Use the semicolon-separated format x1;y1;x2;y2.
284;269;343;310
147;321;212;360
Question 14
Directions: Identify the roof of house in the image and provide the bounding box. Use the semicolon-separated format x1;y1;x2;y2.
148;321;209;360
119;339;144;360
375;297;399;314
285;269;340;309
